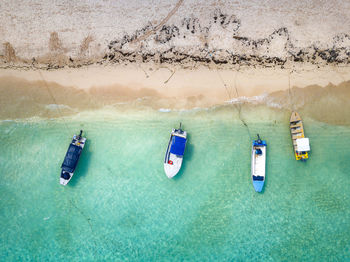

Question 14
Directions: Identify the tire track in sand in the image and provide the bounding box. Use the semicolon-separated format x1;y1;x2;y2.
130;0;184;44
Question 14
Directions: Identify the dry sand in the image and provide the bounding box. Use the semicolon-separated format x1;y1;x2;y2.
1;63;349;100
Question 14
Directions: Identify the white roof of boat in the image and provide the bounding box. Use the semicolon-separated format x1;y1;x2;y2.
296;138;310;152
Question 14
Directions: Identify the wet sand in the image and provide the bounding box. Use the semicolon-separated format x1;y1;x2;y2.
1;64;350;125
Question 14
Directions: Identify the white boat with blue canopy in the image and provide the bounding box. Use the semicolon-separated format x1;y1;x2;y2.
60;130;86;185
164;123;187;178
251;134;267;192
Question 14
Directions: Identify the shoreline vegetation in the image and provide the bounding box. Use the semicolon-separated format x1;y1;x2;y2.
1;28;350;71
1;7;350;70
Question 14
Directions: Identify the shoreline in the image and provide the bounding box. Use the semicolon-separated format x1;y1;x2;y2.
1;63;350;125
1;62;350;94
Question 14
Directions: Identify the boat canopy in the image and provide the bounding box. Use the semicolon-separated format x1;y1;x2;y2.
61;144;82;173
296;138;310;152
170;135;186;156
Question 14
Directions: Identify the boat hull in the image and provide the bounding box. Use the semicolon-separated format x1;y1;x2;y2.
164;161;182;178
289;112;309;161
60;135;86;185
164;129;187;178
251;140;266;192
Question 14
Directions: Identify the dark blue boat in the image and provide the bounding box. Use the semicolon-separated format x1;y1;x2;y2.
60;130;86;185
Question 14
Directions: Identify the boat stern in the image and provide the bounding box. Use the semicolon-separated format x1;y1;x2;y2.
295;152;308;161
295;138;310;160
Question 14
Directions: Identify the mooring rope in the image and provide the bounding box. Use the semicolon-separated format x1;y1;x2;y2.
287;69;296;112
217;69;252;140
216;69;234;100
69;199;99;258
37;70;70;132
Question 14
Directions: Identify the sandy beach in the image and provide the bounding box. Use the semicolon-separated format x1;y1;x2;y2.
0;0;349;120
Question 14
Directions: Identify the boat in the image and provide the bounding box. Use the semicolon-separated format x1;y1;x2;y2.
251;134;267;192
164;123;187;178
289;111;310;161
60;130;86;185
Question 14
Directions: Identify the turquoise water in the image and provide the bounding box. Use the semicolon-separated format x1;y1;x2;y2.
1;106;350;261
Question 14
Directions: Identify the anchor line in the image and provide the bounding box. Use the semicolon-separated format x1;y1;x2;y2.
287;69;296;112
233;69;252;139
69;198;120;256
216;69;233;100
68;199;99;258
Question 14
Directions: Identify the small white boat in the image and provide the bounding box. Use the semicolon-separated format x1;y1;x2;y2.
164;123;187;178
60;130;86;185
251;134;267;192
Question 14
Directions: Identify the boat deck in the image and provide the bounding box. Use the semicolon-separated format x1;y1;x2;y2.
252;146;266;177
289;112;308;160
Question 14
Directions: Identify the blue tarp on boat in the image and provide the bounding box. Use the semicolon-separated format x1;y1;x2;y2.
61;144;82;173
170;135;186;156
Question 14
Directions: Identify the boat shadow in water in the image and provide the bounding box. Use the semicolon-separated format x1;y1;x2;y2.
173;133;194;181
69;140;92;187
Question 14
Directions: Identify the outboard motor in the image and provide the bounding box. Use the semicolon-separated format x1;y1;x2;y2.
78;130;83;140
178;123;184;134
257;134;262;144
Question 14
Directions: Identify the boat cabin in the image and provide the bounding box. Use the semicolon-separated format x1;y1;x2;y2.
170;135;186;156
295;138;310;160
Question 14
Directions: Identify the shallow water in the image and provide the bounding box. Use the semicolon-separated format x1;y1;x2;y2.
2;76;350;126
0;106;350;261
